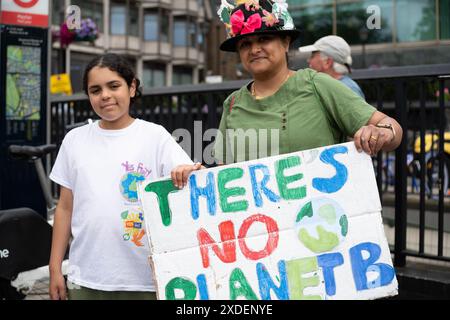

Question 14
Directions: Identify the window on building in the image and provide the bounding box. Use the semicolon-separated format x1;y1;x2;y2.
70;52;96;93
174;18;188;46
129;3;139;37
160;10;170;42
143;62;166;88
396;0;436;42
110;1;139;37
111;4;126;35
71;0;104;32
189;21;197;48
336;0;393;45
441;0;450;39
174;17;197;48
173;66;193;85
198;23;206;50
290;4;333;47
144;11;158;41
52;0;65;26
144;9;169;42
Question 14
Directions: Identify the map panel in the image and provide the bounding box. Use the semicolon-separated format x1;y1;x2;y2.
6;46;41;120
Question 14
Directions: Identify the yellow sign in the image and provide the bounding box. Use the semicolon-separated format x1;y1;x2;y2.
50;73;73;95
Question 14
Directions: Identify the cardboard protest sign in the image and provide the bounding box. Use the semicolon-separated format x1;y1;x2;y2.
138;142;398;300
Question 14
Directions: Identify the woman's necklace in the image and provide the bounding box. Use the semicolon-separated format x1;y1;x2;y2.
251;71;292;100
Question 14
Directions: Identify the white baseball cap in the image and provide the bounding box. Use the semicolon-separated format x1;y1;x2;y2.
299;35;353;68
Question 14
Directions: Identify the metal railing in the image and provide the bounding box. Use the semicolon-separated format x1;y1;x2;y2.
50;64;450;267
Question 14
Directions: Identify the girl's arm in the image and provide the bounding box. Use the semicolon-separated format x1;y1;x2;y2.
49;186;73;300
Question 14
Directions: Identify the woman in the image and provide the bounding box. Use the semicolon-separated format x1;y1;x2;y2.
214;0;402;164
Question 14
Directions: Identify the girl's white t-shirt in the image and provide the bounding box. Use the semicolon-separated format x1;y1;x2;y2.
50;119;193;291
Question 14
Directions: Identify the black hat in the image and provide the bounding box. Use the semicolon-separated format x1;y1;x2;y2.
218;0;301;52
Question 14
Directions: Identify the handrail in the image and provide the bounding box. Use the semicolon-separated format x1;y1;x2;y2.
50;63;450;102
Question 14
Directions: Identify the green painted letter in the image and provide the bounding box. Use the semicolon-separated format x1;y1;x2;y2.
229;268;258;300
145;179;179;226
275;156;306;200
218;168;248;212
165;277;197;300
286;257;322;300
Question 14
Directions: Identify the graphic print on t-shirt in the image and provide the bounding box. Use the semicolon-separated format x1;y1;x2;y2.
120;172;144;202
120;161;152;202
121;208;146;247
119;161;152;247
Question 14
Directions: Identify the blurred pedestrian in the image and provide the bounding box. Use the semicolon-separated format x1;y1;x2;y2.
300;35;365;99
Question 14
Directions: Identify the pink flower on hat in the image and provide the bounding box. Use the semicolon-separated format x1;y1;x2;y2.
262;9;278;27
245;0;260;11
230;9;262;36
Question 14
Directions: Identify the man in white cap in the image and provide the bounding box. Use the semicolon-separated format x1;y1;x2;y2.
299;35;365;99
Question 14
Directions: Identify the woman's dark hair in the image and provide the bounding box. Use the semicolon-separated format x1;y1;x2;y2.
82;53;142;105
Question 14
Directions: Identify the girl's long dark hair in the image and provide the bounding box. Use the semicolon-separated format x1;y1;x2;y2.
83;53;142;105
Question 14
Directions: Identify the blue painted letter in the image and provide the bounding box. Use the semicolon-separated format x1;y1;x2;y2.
312;146;348;193
317;252;344;296
350;242;395;291
249;164;280;207
257;261;289;300
190;172;216;219
196;274;209;300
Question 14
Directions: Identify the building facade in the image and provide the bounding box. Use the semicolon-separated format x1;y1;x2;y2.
51;0;212;93
207;0;450;79
206;15;243;81
52;0;450;89
288;0;450;69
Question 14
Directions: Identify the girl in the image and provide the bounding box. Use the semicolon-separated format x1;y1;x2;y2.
49;54;200;300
